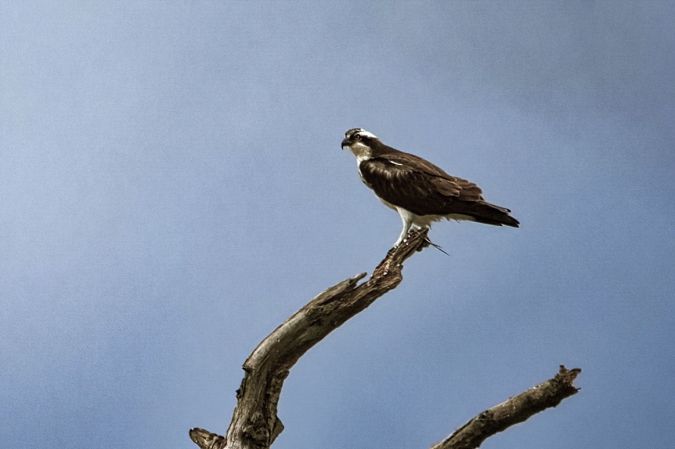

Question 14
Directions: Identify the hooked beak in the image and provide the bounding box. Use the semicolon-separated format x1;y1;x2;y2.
341;137;351;149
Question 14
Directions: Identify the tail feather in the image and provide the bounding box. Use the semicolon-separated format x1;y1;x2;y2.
467;201;520;228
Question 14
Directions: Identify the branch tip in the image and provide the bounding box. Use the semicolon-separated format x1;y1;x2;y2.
189;427;225;449
430;365;582;449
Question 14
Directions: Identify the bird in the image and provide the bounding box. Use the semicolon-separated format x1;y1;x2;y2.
341;128;519;248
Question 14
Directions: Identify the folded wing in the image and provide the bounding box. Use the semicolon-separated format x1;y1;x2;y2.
359;155;519;227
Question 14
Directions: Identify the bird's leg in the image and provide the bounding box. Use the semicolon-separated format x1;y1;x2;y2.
393;216;414;248
410;224;425;233
387;219;416;257
399;223;428;248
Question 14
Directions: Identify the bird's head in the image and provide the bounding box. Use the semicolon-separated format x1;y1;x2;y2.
341;128;379;160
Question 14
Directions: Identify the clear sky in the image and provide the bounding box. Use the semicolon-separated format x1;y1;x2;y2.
1;1;674;448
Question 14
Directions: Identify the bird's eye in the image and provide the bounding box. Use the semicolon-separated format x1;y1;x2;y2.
354;134;362;141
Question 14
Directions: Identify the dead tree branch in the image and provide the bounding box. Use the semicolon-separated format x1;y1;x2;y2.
190;229;431;449
430;365;581;449
190;229;581;449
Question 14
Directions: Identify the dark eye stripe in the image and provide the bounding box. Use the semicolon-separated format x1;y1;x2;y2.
345;128;363;138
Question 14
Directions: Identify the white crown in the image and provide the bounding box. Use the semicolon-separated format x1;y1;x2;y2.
354;129;378;139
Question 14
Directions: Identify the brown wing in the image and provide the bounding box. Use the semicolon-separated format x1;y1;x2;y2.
380;151;484;201
358;157;478;215
359;155;519;227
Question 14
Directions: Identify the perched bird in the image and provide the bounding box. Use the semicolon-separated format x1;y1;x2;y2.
341;128;519;247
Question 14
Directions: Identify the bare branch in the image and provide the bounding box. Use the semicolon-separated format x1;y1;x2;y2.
430;365;581;449
190;230;581;449
190;229;431;449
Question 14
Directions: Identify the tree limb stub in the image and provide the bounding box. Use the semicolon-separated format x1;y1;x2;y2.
191;229;431;449
430;365;582;449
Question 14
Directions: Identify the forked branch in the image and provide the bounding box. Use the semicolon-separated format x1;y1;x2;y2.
190;230;581;449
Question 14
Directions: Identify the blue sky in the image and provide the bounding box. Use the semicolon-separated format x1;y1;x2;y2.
1;1;673;448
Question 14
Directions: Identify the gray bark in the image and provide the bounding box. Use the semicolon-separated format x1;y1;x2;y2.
190;229;580;449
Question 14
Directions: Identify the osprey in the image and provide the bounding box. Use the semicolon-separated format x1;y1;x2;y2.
341;128;519;247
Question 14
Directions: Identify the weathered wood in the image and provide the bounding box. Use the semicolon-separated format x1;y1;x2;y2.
431;365;581;449
191;229;431;449
190;231;582;449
